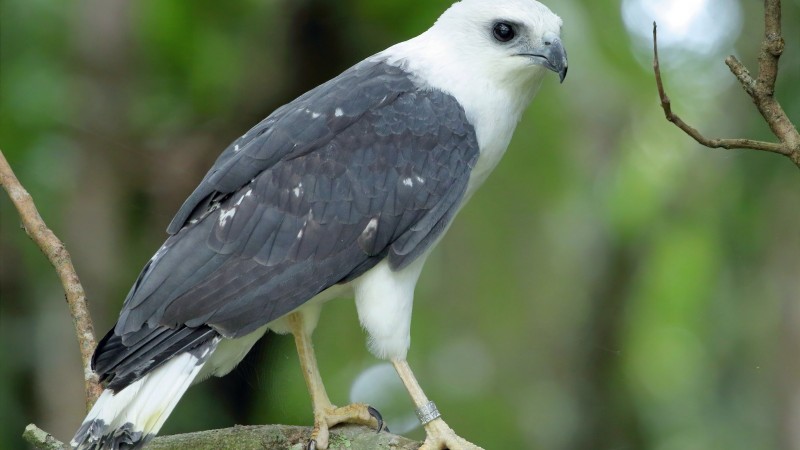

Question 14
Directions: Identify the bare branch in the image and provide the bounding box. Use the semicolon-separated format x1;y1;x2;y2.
651;23;790;157
0;150;103;409
23;423;420;450
758;0;783;93
724;55;757;97
651;3;800;169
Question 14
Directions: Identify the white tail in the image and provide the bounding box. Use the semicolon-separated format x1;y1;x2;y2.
71;338;219;450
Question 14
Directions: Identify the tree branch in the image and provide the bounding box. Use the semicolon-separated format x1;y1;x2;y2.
23;425;67;450
758;0;783;92
0;149;103;409
651;0;800;169
23;423;421;450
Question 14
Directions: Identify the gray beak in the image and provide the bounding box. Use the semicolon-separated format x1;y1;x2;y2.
543;37;568;83
520;32;568;83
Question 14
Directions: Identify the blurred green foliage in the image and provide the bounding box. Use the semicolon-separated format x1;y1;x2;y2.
1;0;798;449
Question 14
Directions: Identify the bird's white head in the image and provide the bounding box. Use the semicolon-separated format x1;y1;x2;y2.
381;0;567;130
433;0;567;84
380;0;567;188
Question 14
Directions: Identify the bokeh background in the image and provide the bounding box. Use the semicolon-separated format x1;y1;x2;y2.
2;0;799;449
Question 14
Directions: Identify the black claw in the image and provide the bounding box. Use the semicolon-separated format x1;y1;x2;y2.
367;405;385;433
307;439;317;450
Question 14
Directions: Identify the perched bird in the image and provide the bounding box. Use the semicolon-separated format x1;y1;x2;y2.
71;0;567;449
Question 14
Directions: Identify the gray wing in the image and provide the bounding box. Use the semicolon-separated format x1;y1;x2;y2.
95;59;478;390
167;59;416;235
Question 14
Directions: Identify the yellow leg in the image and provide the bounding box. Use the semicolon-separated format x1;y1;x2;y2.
392;358;484;450
288;313;383;450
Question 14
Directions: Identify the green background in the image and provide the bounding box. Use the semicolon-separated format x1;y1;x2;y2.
1;0;799;448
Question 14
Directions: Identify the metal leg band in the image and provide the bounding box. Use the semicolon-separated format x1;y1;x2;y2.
415;401;441;425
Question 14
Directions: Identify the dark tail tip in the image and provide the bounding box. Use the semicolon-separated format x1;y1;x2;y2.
72;420;151;450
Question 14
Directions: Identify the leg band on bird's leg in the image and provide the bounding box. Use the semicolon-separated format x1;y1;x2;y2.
416;400;441;425
391;358;484;450
288;312;384;450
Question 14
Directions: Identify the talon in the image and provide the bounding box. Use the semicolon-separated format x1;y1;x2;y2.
367;405;384;433
307;439;317;450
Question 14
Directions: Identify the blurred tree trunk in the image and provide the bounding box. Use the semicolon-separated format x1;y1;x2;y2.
69;0;132;321
34;0;136;439
572;243;645;450
777;241;800;450
780;297;800;450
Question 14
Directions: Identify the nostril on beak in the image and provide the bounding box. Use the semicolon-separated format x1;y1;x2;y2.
544;41;552;45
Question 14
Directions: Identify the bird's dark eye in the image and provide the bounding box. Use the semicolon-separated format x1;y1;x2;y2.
492;22;515;42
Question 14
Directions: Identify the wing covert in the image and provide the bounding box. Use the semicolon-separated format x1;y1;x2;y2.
167;59;413;234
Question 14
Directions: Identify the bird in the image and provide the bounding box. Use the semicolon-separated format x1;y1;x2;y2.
70;0;567;449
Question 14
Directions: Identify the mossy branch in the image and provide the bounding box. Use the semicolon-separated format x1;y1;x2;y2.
23;423;421;450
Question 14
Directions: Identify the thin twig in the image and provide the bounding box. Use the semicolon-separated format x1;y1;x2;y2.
724;55;757;97
0;149;103;409
651;22;795;163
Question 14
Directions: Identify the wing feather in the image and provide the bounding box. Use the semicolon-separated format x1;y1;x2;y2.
96;58;479;389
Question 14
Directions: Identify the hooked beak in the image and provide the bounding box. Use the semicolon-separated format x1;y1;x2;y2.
518;32;568;83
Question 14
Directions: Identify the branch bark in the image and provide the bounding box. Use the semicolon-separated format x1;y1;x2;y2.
0;149;103;409
651;0;800;169
23;423;421;450
23;425;67;450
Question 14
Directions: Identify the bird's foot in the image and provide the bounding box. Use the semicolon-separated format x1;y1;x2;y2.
418;418;484;450
306;403;385;450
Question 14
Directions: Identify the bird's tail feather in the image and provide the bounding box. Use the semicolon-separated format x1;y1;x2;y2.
71;337;220;450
